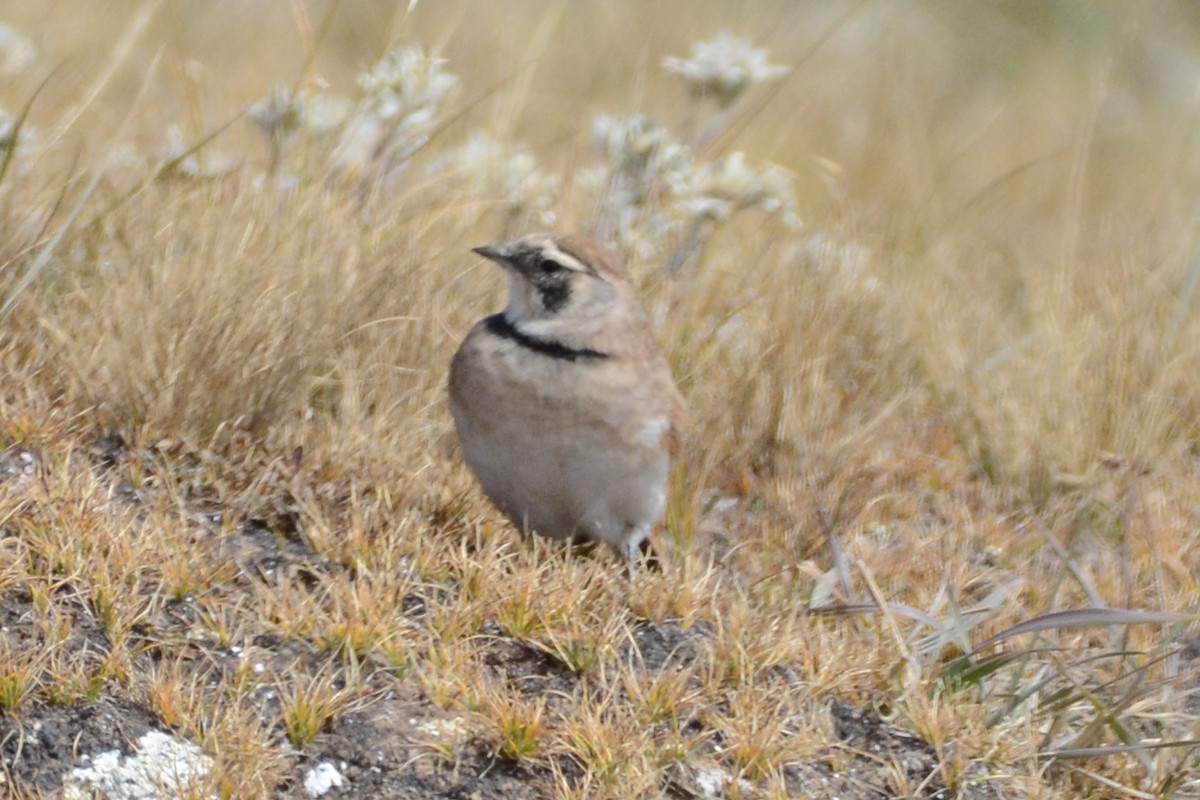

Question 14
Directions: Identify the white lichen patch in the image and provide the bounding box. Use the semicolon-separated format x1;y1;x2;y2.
62;730;213;800
693;763;733;797
415;716;468;741
303;761;346;798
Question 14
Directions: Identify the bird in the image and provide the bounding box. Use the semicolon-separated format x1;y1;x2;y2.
448;233;685;573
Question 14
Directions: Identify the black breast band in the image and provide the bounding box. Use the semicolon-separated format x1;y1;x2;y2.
484;314;608;362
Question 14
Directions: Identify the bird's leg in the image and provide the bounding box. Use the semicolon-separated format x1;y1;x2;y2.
623;530;662;579
639;537;662;572
623;540;640;581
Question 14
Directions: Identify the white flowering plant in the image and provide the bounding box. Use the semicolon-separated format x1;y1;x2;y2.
583;33;799;269
662;32;788;107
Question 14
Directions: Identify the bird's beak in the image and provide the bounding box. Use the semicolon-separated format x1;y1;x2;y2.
472;245;508;264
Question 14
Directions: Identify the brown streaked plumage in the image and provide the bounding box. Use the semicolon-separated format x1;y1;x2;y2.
448;233;685;572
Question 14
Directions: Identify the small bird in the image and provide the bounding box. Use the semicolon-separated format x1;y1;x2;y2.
448;233;685;572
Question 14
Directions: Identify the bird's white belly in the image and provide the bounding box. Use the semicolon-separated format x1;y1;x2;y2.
453;398;668;548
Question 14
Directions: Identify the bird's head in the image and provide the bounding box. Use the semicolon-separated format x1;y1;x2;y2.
472;234;632;326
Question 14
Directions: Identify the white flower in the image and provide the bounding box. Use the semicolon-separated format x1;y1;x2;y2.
160;125;236;179
428;130;559;220
588;115;697;255
620;208;681;260
587;114;799;261
677;151;801;227
334;44;459;175
0;109;37;165
333;115;383;172
357;44;458;120
591;114;693;202
795;233;875;287
0;24;36;77
663;32;788;105
247;81;306;142
301;93;352;137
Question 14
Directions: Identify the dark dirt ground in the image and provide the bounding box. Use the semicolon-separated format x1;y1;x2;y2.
0;437;1008;799
304;697;1002;799
2;683;1002;798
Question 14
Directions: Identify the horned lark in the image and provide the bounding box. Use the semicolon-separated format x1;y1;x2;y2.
449;233;685;571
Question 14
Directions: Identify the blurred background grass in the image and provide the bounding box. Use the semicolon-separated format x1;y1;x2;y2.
1;1;1195;488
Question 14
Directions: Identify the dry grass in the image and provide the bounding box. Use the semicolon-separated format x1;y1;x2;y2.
2;1;1200;798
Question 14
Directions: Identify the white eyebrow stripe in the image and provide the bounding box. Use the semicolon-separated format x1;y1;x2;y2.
538;240;589;272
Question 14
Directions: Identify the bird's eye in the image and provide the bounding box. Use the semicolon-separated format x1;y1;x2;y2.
537;257;565;274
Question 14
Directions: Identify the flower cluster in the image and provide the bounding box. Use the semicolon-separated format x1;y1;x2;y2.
578;34;798;265
591;114;693;204
238;44;564;229
677;151;800;228
584;116;688;255
245;81;353;174
240;44;458;184
586;113;799;262
223;31;798;259
662;32;788;106
427;130;559;227
246;81;307;145
333;44;459;177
